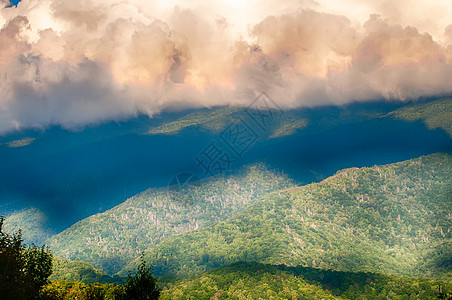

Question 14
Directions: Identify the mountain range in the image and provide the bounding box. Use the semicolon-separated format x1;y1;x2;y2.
32;152;450;283
47;165;294;274
2;98;451;233
121;153;451;280
1;98;451;298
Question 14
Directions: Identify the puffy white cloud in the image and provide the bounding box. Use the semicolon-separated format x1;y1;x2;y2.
0;0;451;133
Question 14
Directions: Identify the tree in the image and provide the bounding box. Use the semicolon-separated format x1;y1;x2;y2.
0;216;52;300
124;254;160;300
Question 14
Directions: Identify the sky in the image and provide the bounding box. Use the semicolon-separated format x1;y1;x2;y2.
1;0;452;133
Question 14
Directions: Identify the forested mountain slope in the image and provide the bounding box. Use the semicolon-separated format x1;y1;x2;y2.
161;262;452;299
3;208;54;246
124;153;451;280
50;256;123;284
47;165;293;274
390;98;452;137
3;99;450;236
148;98;452;139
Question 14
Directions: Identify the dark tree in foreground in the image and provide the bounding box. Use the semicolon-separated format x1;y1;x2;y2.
124;254;160;300
0;216;53;300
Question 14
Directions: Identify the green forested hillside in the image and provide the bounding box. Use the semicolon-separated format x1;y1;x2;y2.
50;256;123;284
3;208;54;246
161;262;452;299
147;104;313;139
390;98;452;137
148;98;452;139
147;103;383;138
123;153;451;280
47;165;293;274
40;261;452;299
148;106;242;134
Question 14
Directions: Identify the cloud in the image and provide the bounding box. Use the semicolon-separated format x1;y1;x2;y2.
0;0;451;133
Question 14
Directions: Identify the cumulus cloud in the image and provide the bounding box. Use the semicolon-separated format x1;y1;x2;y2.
0;0;451;133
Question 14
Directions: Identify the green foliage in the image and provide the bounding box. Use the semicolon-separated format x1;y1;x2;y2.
148;106;241;134
38;261;452;300
124;255;160;300
48;164;293;274
161;262;452;299
50;256;123;284
390;98;452;136
147;98;408;139
125;153;451;280
269;118;308;138
3;208;54;246
39;257;159;300
0;216;53;300
162;262;338;299
39;280;125;300
148;105;311;138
